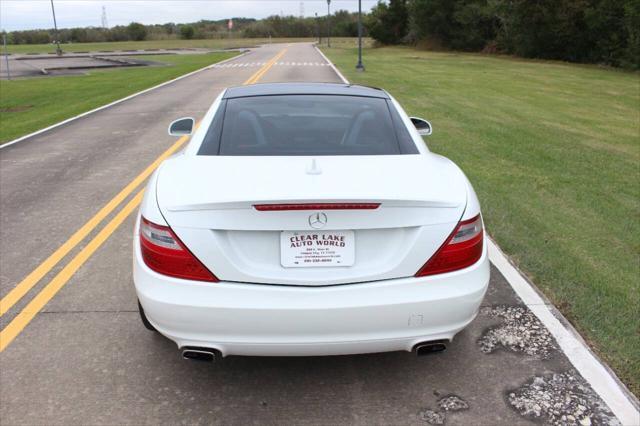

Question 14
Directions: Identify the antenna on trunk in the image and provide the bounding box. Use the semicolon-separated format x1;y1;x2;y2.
306;158;322;175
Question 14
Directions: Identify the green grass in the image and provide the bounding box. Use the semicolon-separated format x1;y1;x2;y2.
322;46;640;394
0;52;236;143
4;37;370;55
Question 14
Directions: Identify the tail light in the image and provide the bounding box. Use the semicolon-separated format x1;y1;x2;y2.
139;217;218;282
415;214;484;277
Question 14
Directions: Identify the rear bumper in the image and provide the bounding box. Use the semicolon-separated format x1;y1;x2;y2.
134;242;490;357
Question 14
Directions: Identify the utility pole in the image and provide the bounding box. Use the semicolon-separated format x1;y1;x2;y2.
315;13;321;44
356;0;365;71
3;33;10;80
50;0;62;56
326;0;331;48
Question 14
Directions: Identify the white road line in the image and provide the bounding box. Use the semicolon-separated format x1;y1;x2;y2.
487;238;640;425
317;44;639;426
1;50;249;149
314;44;349;84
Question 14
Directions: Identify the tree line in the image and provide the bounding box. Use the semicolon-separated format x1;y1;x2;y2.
367;0;639;69
4;12;361;44
5;2;637;69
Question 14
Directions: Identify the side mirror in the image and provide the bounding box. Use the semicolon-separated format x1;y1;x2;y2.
410;117;433;136
168;117;195;136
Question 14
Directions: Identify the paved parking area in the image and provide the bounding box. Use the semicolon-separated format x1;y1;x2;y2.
1;48;234;79
0;43;636;425
0;55;148;78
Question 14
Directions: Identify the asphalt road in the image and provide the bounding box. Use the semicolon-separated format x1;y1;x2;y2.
0;43;626;425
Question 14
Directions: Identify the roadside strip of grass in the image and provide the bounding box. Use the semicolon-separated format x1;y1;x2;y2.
0;52;236;144
4;38;302;55
321;46;640;395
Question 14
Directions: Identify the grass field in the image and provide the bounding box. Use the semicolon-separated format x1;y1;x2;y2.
4;37;369;55
322;46;640;394
0;51;236;143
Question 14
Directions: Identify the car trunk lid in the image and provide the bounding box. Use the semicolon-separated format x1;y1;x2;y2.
157;155;467;285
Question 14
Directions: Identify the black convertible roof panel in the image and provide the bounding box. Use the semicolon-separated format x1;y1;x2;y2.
223;83;389;99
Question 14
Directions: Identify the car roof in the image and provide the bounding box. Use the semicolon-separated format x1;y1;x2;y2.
223;83;390;99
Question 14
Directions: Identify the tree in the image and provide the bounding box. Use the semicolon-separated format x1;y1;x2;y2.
624;0;640;68
333;10;359;37
407;0;496;50
450;0;498;50
180;25;195;40
126;22;147;41
492;0;589;60
408;0;454;45
366;0;409;44
70;28;88;43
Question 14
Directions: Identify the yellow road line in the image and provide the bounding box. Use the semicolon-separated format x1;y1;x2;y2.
244;48;287;85
0;134;189;316
0;190;145;352
0;48;286;352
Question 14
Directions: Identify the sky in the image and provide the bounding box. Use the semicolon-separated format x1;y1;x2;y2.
0;0;378;31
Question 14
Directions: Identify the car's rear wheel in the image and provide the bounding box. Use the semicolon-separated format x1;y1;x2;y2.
138;300;157;332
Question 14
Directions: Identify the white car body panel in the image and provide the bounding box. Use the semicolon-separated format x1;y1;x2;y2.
134;239;489;356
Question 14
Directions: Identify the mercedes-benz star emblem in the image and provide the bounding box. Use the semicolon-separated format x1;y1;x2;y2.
308;212;327;229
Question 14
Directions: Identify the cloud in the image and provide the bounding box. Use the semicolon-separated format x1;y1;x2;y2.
0;0;377;31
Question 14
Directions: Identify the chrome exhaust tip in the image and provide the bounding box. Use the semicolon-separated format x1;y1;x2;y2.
181;347;221;362
413;340;448;356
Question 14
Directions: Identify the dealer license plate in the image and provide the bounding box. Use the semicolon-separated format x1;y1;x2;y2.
280;231;355;268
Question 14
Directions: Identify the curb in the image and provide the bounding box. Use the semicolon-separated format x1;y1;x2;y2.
487;238;640;425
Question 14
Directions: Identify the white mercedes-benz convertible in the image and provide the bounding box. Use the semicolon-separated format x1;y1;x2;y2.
133;83;490;361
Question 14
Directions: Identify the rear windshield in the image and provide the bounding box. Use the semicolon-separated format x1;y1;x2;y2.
198;95;418;156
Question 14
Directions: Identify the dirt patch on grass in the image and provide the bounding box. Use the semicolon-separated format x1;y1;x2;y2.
0;105;33;113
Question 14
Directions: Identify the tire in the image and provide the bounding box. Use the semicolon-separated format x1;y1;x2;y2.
138;300;157;332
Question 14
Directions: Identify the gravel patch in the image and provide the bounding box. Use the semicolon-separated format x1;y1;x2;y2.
438;395;469;412
508;371;620;426
478;305;556;358
419;394;469;424
419;409;445;425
